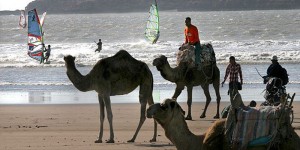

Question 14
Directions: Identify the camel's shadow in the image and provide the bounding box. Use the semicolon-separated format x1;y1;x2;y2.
134;143;174;148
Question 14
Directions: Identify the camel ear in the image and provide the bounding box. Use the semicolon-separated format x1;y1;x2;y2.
72;56;76;61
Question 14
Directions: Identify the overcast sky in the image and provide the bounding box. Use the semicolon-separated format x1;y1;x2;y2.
0;0;35;11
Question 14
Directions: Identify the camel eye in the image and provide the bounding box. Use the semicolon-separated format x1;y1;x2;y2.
161;104;167;110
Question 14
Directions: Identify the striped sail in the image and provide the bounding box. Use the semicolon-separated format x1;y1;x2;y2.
145;0;160;44
27;9;44;63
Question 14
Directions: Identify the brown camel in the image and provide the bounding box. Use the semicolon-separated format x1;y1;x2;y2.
64;50;157;143
147;99;300;150
152;55;221;120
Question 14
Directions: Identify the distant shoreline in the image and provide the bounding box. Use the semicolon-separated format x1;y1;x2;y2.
1;8;300;16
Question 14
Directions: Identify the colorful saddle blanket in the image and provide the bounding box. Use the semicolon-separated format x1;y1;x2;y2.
232;106;279;150
176;43;216;67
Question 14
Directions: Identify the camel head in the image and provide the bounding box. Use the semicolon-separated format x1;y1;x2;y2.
147;99;185;126
63;55;76;68
152;55;168;70
153;55;189;71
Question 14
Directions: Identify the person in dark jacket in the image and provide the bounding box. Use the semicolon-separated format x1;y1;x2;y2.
263;56;288;105
44;45;51;63
267;56;282;78
265;55;289;85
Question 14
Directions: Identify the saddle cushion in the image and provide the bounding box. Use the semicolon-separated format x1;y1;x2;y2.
232;106;279;149
177;43;216;67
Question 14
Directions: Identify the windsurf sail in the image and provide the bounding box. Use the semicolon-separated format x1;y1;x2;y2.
145;0;160;44
27;9;45;63
40;12;47;26
19;10;27;28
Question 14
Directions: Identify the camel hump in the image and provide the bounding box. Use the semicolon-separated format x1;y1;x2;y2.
114;50;135;60
94;50;151;82
97;50;141;67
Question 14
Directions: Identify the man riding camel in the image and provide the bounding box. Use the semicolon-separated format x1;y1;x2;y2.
183;17;201;68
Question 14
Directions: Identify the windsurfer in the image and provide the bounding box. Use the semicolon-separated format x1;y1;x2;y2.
44;45;51;63
95;39;102;52
39;44;46;64
183;17;201;67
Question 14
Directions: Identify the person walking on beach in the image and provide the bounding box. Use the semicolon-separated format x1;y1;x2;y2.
95;39;102;52
183;17;201;68
222;56;243;95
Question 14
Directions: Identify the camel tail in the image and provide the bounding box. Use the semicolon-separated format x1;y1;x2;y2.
148;65;155;105
143;63;154;106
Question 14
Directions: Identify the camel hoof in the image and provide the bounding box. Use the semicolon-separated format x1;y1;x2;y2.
200;114;206;118
150;138;156;143
213;115;220;119
94;139;102;143
127;139;135;143
185;116;192;120
106;139;115;143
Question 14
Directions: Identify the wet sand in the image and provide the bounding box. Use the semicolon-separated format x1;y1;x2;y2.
0;101;299;150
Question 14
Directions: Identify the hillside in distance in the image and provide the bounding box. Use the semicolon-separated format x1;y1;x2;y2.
2;0;300;14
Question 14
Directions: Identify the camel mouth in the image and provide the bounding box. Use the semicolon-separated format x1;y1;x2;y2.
146;103;161;118
146;114;153;118
152;59;160;66
152;55;167;67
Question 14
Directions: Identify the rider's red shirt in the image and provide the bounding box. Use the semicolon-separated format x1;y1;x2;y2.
184;25;200;45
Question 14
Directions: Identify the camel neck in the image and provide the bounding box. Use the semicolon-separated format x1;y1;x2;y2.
164;118;203;150
160;63;185;83
66;64;93;92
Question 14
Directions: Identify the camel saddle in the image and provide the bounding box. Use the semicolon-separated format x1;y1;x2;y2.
225;104;293;150
177;43;216;67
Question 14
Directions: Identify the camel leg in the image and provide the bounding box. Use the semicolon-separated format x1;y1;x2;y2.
95;94;105;143
185;86;193;120
213;79;221;119
200;84;211;118
151;118;157;142
103;96;115;143
172;84;184;100
127;84;149;142
127;102;147;142
147;95;157;142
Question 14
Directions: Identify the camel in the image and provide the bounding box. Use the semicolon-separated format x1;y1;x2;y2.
64;50;157;143
152;55;221;120
146;98;300;150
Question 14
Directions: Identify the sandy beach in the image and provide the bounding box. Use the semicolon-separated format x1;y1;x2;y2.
0;101;299;150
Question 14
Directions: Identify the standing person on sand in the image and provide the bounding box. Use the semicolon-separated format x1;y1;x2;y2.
183;17;201;68
222;56;243;95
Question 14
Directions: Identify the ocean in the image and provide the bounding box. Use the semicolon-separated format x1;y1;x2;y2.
0;10;299;104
